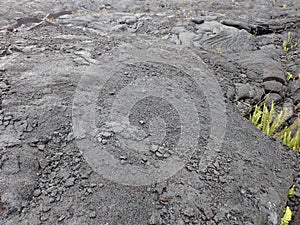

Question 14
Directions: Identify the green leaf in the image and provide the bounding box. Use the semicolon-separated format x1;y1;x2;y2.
288;185;295;198
280;206;292;225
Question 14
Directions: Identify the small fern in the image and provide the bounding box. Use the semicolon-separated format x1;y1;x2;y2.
275;114;300;150
249;102;300;150
249;102;287;136
280;206;292;225
288;185;295;198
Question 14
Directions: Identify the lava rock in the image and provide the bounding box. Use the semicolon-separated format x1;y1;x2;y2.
263;80;283;93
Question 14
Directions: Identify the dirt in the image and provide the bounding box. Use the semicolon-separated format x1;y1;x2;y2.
0;0;300;224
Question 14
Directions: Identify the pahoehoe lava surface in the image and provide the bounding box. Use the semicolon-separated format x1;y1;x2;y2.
0;0;299;225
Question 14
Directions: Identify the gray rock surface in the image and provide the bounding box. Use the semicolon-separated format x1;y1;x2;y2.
0;0;299;225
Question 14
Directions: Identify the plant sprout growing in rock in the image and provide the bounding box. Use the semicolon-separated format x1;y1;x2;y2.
275;114;300;151
280;206;292;225
283;32;298;52
249;102;300;150
286;72;293;81
283;32;292;52
249;101;288;136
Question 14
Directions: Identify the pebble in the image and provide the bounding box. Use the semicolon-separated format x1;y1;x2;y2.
65;177;76;187
155;181;167;194
191;18;204;24
265;93;282;104
182;207;195;217
155;151;164;158
263;80;283;93
58;215;65;221
40;215;49;221
89;211;96;218
67;132;74;141
120;155;127;160
37;144;45;151
150;144;159;153
234;83;251;100
39;159;50;169
99;131;113;138
33;189;42;197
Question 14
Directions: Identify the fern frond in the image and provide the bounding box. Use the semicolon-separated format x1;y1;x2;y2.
280;206;292;225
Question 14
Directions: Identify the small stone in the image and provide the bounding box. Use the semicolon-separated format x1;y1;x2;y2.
41;206;52;212
191;18;204;24
198;203;214;220
37;144;45;151
120;155;127;160
182;207;194;217
33;189;42;197
163;152;171;158
265;93;282;105
39;159;50;169
141;156;148;162
235;83;251;100
4;115;12;121
0;81;8;89
226;86;235;100
86;188;93;194
240;188;246;194
101;139;108;145
40;215;49;221
156;181;167;194
219;176;226;183
263;80;283;93
119;16;138;25
65;177;75;187
249;86;264;101
150;144;158;153
155;152;163;158
89;211;96;218
100;131;113;138
67;132;74;142
157;147;165;154
90;183;97;188
58;215;65;221
159;194;168;204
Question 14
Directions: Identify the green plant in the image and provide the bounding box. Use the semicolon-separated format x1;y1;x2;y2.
280;206;292;225
249;102;288;136
249;101;300;151
288;184;295;198
275;114;300;150
283;32;292;52
286;72;293;81
283;32;299;52
282;3;287;9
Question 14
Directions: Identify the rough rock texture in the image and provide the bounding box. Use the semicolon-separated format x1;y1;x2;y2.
0;0;299;224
